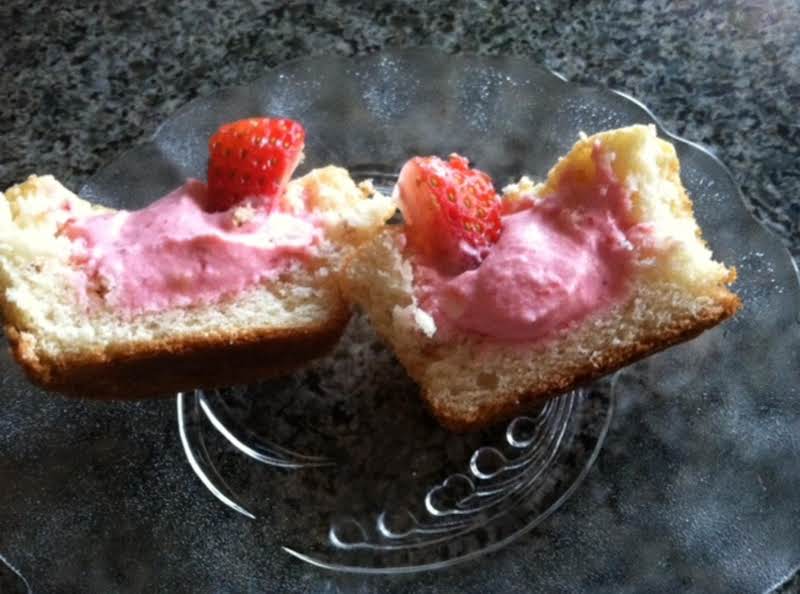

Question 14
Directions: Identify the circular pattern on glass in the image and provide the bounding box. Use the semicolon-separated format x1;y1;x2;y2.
177;314;614;572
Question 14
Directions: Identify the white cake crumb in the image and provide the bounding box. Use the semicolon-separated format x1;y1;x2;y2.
232;205;256;226
358;179;376;198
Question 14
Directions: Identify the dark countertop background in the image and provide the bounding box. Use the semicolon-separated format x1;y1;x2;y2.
1;0;798;592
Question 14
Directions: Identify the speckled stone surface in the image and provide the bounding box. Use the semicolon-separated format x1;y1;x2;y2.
1;0;798;591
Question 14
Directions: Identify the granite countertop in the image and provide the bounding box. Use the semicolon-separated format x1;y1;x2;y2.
1;0;798;592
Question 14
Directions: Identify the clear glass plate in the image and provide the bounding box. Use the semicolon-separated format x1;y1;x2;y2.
1;49;798;593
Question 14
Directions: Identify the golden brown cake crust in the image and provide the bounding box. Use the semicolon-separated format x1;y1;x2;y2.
422;293;740;432
4;301;350;400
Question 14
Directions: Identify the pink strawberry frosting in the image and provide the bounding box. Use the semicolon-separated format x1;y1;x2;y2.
411;144;654;343
62;179;321;314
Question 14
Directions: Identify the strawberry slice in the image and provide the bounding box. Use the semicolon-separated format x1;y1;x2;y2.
206;117;305;211
397;153;502;273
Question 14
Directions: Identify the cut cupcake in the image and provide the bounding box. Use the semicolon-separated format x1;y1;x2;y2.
344;125;741;431
0;117;396;399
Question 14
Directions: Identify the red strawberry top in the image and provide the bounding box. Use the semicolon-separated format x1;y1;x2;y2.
206;117;305;212
397;153;503;274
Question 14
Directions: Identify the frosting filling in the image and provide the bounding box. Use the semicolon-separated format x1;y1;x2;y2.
62;179;321;314
411;145;654;342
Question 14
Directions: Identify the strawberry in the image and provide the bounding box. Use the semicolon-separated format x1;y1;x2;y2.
397;153;502;273
206;117;305;211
